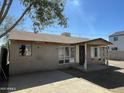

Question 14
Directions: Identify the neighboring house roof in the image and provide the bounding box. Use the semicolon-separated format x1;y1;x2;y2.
109;31;124;37
8;31;90;44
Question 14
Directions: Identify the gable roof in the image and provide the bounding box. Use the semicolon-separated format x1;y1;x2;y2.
75;38;112;46
9;31;90;44
109;31;124;37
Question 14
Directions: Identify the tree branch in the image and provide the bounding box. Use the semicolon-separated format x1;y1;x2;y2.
0;0;7;20
0;3;33;38
0;0;13;25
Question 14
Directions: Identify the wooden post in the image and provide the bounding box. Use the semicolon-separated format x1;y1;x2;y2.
84;44;87;71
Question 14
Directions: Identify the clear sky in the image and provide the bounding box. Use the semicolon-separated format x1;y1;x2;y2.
7;0;124;40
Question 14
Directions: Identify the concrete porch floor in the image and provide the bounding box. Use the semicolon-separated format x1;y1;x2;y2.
73;63;109;71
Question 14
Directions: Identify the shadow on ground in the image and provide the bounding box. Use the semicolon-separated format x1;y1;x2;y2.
7;70;73;92
0;80;8;93
1;66;124;93
61;66;124;89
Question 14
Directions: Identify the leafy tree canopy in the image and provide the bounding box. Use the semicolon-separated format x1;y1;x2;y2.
0;0;67;37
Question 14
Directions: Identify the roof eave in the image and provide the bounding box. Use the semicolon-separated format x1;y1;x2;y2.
73;38;112;46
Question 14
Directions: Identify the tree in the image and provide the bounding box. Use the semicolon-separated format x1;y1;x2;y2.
0;16;23;45
0;16;15;45
0;0;67;38
0;16;19;32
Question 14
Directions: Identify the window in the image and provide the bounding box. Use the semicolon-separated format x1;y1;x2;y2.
94;47;98;57
58;47;64;64
70;47;75;62
111;47;118;51
58;46;75;64
113;36;118;41
91;47;100;58
70;47;75;57
65;47;69;63
19;45;32;56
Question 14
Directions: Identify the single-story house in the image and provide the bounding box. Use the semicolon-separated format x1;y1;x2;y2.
8;31;112;75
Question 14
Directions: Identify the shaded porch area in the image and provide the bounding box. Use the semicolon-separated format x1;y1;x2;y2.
73;63;109;72
74;38;112;71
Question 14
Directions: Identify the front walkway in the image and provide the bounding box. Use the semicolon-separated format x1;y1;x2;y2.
6;70;111;93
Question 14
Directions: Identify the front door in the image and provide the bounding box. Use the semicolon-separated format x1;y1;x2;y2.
79;45;85;65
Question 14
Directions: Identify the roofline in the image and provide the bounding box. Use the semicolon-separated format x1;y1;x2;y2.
9;31;90;40
109;33;124;37
10;39;76;45
10;38;112;46
74;38;112;45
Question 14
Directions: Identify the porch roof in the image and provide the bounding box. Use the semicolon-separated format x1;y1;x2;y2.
74;38;112;46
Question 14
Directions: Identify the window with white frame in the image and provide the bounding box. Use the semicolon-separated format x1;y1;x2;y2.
65;47;70;63
91;47;100;58
111;47;118;51
58;46;75;64
70;47;75;62
94;47;98;57
19;44;32;56
113;36;118;41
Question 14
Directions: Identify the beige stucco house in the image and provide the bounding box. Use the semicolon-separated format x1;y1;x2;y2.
8;31;112;75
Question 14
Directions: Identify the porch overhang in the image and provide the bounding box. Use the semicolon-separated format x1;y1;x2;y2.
74;38;112;46
74;38;112;71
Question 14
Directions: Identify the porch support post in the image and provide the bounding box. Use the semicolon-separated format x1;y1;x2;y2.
84;44;87;71
106;46;109;66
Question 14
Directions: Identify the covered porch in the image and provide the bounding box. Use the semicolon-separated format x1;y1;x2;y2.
74;38;112;71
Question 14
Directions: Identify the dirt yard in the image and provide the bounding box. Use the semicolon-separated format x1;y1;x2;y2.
61;60;124;93
6;70;111;93
1;60;124;93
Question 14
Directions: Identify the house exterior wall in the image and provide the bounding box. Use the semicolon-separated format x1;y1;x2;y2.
9;40;76;75
86;45;106;64
9;40;108;75
109;35;124;60
109;35;124;51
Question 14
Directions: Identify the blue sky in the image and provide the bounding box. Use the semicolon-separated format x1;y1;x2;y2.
7;0;124;40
